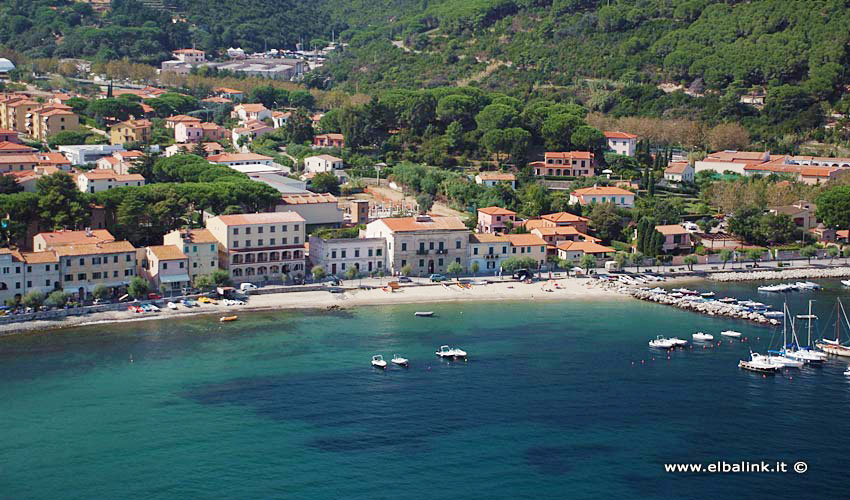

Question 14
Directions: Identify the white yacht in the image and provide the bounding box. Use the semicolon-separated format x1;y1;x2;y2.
844;366;850;376
766;303;803;368
391;354;409;367
739;351;780;374
815;299;850;357
785;301;827;364
721;330;742;338
649;336;676;349
692;332;714;341
371;355;387;369
669;337;688;346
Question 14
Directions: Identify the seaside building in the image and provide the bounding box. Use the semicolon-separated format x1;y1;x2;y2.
506;234;547;268
530;226;599;246
55;241;138;298
275;193;344;230
308;236;386;277
467;233;511;274
141;245;190;295
205;212;306;284
163;228;220;284
569;186;635;208
33;229;115;252
477;206;517;234
654;224;694;253
364;215;470;276
21;251;61;297
0;248;24;303
556;241;616;262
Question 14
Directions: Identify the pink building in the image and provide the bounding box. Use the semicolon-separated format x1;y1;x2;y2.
313;133;345;149
143;245;190;294
477;206;517;234
655;224;693;253
175;122;228;143
0;128;20;143
534;152;594;177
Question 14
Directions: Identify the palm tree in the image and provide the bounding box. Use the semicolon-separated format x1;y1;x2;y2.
719;249;733;269
631;252;645;273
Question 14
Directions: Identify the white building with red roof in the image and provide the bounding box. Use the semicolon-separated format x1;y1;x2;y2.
364;214;470;275
570;185;635;208
604;131;637;156
663;162;694;183
475;171;516;189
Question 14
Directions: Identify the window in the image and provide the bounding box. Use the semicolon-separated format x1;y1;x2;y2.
294;225;299;231
26;265;31;272
294;237;299;244
113;255;118;263
455;240;461;249
245;240;251;247
79;258;85;266
401;242;407;251
92;272;102;279
270;238;276;245
341;250;347;258
180;262;185;268
377;262;382;268
27;280;31;287
455;257;461;264
77;273;86;280
245;227;251;235
233;241;239;248
332;250;337;259
126;254;132;262
429;242;434;250
257;227;263;234
270;226;276;233
281;225;287;232
377;249;382;256
282;237;287;245
45;279;51;286
438;258;444;266
163;262;168;270
193;262;198;268
473;247;479;255
368;249;373;257
113;270;118;278
419;259;424;267
401;260;406;268
66;259;71;267
258;239;263;246
193;245;198;252
64;274;72;281
354;249;360;258
512;248;517;254
233;228;239;235
210;244;215;251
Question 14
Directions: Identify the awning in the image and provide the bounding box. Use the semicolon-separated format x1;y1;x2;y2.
159;274;191;284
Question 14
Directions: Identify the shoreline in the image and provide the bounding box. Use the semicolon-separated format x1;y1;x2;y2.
0;278;623;337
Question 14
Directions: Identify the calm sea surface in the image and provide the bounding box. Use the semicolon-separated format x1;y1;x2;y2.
2;280;849;499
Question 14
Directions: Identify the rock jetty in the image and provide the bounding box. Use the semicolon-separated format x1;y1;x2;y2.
624;288;779;326
709;266;850;282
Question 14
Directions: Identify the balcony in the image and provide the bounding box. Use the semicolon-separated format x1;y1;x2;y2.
435;249;448;255
415;249;429;255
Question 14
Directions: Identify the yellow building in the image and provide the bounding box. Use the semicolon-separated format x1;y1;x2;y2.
110;119;152;145
0;96;40;133
30;106;80;142
54;241;138;297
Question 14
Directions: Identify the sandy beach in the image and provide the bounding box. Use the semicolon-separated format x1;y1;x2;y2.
0;278;620;336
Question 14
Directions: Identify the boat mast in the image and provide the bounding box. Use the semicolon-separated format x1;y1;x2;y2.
808;300;814;347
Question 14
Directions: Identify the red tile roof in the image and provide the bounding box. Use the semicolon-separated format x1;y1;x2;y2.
378;216;467;232
571;186;634;197
215;212;305;225
541;212;589;223
604;131;638;139
478;206;516;216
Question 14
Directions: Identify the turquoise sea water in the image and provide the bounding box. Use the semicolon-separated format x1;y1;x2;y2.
2;281;849;499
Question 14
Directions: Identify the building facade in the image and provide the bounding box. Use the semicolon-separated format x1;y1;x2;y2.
570;186;635;208
468;233;511;274
308;236;386;277
110;119;152;145
364;215;470;276
163;228;220;284
477;206;516;234
142;245;191;294
604;131;637;156
206;212;306;284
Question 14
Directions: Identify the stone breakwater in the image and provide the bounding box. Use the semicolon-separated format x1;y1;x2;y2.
625;288;779;326
708;267;850;282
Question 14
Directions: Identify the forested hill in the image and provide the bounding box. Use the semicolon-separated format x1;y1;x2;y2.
321;0;850;96
2;0;849;103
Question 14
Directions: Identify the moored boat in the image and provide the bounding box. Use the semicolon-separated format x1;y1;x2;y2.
371;354;387;369
415;311;434;317
669;337;688;346
692;332;714;341
391;354;409;367
219;315;238;322
739;351;780;374
721;330;742;338
649;335;676;349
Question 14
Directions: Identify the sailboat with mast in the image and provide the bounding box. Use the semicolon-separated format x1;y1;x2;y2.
815;299;850;357
783;300;827;365
766;302;804;368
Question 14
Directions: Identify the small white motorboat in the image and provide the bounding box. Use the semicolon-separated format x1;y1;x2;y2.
167;302;177;310
718;297;737;303
371;355;387;369
452;347;468;358
721;330;742;338
692;332;714;342
649;335;676;349
739;352;780;374
766;352;804;368
700;292;715;298
391;354;409;367
842;280;850;287
415;311;434;317
436;345;455;358
844;366;850;376
669;337;688;346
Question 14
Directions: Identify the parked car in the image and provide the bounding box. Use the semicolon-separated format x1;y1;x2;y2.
429;274;448;282
240;283;258;292
147;293;162;300
398;276;412;283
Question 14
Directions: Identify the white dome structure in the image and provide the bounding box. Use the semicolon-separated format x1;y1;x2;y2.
0;58;15;73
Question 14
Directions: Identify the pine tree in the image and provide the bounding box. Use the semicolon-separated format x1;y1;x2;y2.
107;81;113;99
